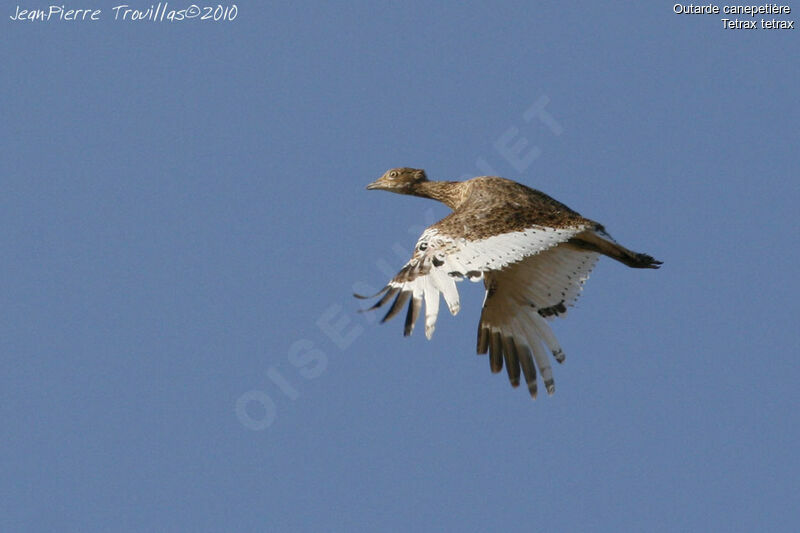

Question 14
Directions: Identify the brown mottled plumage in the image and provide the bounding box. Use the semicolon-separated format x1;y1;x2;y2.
360;167;661;399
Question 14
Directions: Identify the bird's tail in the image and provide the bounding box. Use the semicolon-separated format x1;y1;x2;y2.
568;228;662;269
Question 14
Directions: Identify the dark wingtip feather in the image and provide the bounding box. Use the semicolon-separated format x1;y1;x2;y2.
403;296;421;337
502;336;521;388
356;286;399;314
382;290;411;324
477;326;489;355
369;286;400;311
517;345;538;399
489;331;503;373
353;286;390;300
527;382;538;399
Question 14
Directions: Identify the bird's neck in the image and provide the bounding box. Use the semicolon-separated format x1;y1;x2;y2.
409;181;464;210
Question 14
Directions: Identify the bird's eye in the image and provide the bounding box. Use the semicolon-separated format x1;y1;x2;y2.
390;171;398;178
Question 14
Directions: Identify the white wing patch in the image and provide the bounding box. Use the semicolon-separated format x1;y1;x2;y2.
359;224;589;341
447;225;584;276
477;246;598;397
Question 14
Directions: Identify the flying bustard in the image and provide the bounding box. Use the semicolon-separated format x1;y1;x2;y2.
357;168;661;399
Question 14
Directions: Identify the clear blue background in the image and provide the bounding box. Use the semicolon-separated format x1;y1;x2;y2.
3;3;798;531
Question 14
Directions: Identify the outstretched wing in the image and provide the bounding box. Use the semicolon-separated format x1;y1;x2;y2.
357;217;591;340
477;244;599;398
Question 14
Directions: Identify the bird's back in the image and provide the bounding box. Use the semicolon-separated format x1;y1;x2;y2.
434;177;596;241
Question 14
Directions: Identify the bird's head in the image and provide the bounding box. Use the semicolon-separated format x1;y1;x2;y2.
366;167;428;193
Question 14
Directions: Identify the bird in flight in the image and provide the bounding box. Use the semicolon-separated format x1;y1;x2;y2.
357;168;661;399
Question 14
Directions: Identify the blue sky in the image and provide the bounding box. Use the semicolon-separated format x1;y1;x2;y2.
3;2;798;531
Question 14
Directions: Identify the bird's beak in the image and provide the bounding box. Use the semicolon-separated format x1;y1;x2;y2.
365;179;382;190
